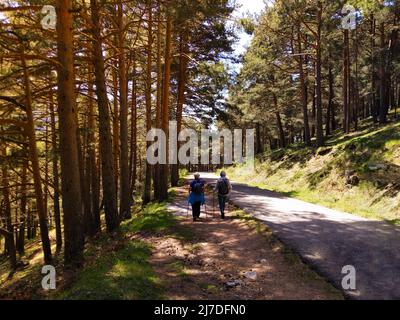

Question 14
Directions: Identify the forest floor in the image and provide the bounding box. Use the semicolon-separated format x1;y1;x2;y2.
0;187;342;300
154;187;341;300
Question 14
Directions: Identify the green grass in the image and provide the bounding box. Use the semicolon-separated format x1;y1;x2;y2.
58;241;163;300
226;121;400;225
122;197;193;242
124;202;177;234
179;168;189;186
58;196;186;300
166;261;189;280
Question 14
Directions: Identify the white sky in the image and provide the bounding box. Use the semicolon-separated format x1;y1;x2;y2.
235;0;268;16
233;0;270;57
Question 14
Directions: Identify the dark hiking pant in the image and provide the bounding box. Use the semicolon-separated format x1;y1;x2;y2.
218;195;227;218
192;202;201;219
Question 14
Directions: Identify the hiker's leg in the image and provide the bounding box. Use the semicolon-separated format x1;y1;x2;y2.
221;196;227;218
218;196;225;217
197;202;202;218
192;203;197;219
193;202;201;219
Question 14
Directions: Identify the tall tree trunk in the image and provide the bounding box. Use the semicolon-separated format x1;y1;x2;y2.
49;91;62;252
171;31;189;185
76;103;90;238
296;23;311;146
112;65;119;197
311;84;316;138
118;1;131;219
17;157;27;255
1;147;17;269
44;120;49;226
153;1;163;201
379;22;387;124
158;12;173;201
315;1;324;147
56;0;85;265
343;29;350;133
354;27;360;131
90;0;120;232
326;64;334;136
88;71;101;233
256;122;262;154
82;106;94;236
143;1;153;205
129;60;138;199
276;112;286;149
273;95;285;148
21;52;52;264
371;15;378;123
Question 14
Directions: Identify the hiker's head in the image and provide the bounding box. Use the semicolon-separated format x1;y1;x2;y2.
220;171;227;178
194;173;200;180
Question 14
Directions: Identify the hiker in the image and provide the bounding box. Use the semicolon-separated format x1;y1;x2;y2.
188;173;206;222
214;171;232;219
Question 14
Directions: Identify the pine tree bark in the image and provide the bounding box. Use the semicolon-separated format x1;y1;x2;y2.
56;0;85;265
118;1;131;219
83;110;94;236
1;147;17;269
90;0;120;232
343;29;350;133
379;22;387;124
171;31;189;185
143;1;153;205
327;64;335;136
112;65;120;197
21;51;52;264
296;23;311;146
315;1;324;147
129;66;138;199
17;157;27;255
153;1;163;201
49;91;62;252
158;12;173;201
273;94;285;149
370;15;378;122
88;71;101;233
354;27;360;131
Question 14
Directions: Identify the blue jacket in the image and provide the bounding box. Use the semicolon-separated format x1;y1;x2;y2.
188;192;205;206
188;179;206;205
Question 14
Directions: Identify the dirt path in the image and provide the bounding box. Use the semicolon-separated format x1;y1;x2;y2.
196;173;400;300
148;187;342;300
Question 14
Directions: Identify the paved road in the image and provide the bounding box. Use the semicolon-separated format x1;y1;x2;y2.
194;173;400;300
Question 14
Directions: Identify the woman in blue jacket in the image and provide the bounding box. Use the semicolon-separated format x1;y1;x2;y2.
188;173;206;222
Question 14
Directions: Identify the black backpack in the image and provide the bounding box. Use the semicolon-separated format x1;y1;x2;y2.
193;181;204;195
218;179;229;195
